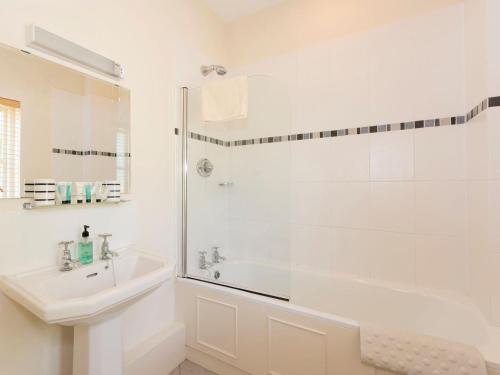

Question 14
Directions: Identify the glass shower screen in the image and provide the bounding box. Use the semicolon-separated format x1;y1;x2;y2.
182;75;292;299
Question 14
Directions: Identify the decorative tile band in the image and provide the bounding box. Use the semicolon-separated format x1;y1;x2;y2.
177;96;500;147
52;148;131;158
186;132;230;147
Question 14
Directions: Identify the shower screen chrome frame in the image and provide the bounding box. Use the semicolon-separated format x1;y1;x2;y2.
181;87;188;277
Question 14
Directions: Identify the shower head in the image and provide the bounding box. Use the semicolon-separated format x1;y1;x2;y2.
200;65;227;76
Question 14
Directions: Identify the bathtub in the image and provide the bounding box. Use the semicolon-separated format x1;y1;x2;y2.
179;261;500;374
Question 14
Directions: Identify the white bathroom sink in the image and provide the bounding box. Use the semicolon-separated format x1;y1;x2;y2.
0;250;174;326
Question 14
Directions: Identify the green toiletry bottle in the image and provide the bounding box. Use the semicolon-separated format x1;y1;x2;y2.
78;225;94;265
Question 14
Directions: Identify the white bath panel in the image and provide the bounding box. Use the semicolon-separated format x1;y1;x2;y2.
196;296;238;359
267;317;327;375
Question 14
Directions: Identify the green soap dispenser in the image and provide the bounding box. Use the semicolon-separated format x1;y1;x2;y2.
78;225;94;265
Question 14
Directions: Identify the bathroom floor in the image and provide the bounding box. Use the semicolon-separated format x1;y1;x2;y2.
169;360;218;375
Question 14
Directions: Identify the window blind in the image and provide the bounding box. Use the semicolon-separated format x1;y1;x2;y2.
0;97;21;198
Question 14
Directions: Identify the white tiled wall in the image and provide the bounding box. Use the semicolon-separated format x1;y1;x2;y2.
186;137;229;275
214;4;467;293
464;0;500;326
285;129;468;294
466;109;500;325
188;1;500;327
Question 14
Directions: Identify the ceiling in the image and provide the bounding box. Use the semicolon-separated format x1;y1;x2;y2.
204;0;285;22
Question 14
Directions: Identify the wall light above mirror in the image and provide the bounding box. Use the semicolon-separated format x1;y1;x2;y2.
0;43;131;201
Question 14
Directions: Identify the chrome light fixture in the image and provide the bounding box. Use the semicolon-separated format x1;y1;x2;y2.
26;25;124;79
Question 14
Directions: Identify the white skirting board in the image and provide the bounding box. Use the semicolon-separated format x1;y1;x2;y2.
125;321;186;375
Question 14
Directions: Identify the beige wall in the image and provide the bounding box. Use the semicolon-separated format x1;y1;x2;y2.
227;0;464;67
0;0;226;374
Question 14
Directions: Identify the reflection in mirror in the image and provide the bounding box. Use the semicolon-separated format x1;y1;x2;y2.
0;43;130;199
0;97;21;198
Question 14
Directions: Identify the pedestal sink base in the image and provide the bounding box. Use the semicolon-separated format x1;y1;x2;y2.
73;315;124;375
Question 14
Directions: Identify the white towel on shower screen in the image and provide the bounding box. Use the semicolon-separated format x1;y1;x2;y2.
202;75;248;122
360;324;487;375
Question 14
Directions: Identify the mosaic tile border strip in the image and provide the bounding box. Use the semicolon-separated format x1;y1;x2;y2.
176;96;500;147
52;148;131;158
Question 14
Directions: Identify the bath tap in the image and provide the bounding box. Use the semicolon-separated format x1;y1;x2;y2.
212;246;226;263
99;233;118;260
59;240;77;272
199;251;213;270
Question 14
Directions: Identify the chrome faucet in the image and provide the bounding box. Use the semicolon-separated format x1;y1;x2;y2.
59;241;77;272
212;246;226;263
99;234;118;260
199;251;213;270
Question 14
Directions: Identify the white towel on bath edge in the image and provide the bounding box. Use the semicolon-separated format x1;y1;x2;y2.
202;76;248;122
360;324;487;375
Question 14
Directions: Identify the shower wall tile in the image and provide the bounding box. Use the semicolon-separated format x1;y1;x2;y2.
368;25;421;125
228;219;279;262
230;51;297;92
415;182;467;237
329;33;371;130
229;142;290;184
291;224;332;273
291;138;332;182
293;86;337;133
415;235;468;293
329;182;370;230
485;109;500;179
331;227;371;278
485;180;500;253
493;295;500;329
229;182;290;222
403;5;465;121
291;182;331;226
296;43;331;90
329;135;370;182
465;115;489;180
264;221;290;265
369;131;414;181
369;231;416;286
369;182;415;233
414;126;466;181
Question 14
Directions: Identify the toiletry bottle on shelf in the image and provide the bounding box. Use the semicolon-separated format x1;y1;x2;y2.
78;225;93;265
84;182;92;203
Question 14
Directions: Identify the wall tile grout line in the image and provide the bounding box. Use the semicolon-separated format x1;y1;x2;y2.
175;95;500;148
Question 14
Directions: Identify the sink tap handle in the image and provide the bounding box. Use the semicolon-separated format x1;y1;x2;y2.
59;240;75;256
99;234;117;260
59;241;76;272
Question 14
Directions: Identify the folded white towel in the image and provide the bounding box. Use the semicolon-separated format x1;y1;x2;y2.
202;76;248;122
360;324;487;375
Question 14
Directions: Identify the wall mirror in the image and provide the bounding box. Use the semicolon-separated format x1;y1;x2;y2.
0;43;130;200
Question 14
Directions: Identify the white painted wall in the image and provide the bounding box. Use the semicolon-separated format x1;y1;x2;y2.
0;0;227;374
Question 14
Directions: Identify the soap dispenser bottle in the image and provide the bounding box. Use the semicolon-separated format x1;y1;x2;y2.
78;225;94;265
